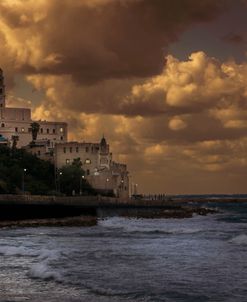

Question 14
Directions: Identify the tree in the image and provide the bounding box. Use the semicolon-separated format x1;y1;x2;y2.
30;122;40;142
0;145;55;195
59;161;94;196
11;135;19;150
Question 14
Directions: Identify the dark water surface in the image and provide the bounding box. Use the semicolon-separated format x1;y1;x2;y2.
1;202;247;301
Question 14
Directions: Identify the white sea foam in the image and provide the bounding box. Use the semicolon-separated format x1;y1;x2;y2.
229;234;247;245
28;262;62;282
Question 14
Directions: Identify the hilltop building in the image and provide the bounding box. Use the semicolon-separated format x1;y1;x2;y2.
0;68;68;147
0;69;129;198
55;137;129;198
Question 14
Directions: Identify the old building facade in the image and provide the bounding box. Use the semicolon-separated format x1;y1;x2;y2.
55;137;129;198
0;69;68;147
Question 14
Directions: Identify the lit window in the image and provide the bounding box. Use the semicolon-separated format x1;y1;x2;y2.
85;158;91;164
21;128;25;132
60;128;63;133
66;159;70;164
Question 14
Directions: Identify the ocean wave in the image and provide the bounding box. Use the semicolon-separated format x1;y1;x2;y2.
99;217;202;235
84;283;143;298
28;262;62;282
229;234;247;245
0;246;39;257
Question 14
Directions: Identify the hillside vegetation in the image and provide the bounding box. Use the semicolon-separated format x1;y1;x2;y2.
0;146;95;196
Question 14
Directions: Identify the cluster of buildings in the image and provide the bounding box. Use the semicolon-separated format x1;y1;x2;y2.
0;69;129;198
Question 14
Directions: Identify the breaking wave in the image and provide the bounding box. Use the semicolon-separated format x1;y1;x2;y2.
99;217;203;235
229;234;247;245
28;262;62;282
0;246;38;257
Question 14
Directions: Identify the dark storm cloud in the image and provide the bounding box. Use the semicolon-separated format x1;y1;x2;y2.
0;0;230;83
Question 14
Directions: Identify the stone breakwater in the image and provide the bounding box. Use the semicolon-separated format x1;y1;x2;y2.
0;216;97;228
0;194;234;226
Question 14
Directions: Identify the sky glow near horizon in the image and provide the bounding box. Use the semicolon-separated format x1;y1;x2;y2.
1;0;247;194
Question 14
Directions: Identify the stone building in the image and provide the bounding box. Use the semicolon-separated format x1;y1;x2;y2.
55;137;129;198
0;68;68;147
0;69;129;198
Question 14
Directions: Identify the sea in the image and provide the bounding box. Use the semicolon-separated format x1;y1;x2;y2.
1;201;247;302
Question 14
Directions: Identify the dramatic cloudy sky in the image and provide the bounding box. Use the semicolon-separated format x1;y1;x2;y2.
1;0;247;194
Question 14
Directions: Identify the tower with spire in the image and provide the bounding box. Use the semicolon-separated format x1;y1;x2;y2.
0;68;6;108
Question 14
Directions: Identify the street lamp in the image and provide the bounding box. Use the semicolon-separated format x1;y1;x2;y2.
58;171;62;193
134;183;138;195
80;175;85;195
105;178;109;192
22;168;27;194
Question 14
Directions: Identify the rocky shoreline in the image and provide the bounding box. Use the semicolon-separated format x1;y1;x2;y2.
0;215;97;228
119;205;218;219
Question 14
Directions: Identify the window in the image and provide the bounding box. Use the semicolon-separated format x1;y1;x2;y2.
66;159;70;164
28;128;32;133
63;147;66;153
15;127;18;132
40;128;43;133
85;147;89;152
21;128;25;132
47;129;49;134
70;147;72;153
60;127;63;133
60;136;63;140
53;129;55;134
1;123;4;127
86;169;90;175
37;150;41;156
85;158;91;164
76;147;79;153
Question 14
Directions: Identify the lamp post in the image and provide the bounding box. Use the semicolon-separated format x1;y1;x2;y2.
80;175;85;195
134;183;138;195
22;168;27;194
58;171;62;193
106;177;109;193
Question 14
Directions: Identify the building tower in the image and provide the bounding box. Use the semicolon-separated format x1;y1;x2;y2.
99;135;110;169
0;68;6;108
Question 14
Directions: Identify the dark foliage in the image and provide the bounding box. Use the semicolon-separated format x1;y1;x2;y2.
0;146;96;196
0;145;55;194
59;159;96;196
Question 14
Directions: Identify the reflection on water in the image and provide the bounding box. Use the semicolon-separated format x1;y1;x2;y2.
0;202;247;301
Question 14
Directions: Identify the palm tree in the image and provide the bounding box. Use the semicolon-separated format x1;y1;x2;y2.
30;122;40;142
